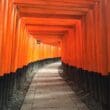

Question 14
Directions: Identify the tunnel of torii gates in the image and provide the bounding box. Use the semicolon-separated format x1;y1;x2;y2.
0;0;110;109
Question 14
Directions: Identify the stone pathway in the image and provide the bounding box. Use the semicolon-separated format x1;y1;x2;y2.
21;62;89;110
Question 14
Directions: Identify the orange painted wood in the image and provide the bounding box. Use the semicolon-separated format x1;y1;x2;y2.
0;0;110;76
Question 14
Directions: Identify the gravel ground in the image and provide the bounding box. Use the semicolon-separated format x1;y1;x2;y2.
59;66;104;110
21;62;89;110
6;62;103;110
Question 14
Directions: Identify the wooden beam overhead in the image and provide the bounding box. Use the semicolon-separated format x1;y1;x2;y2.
19;12;83;19
22;17;79;26
29;30;68;35
14;0;96;9
26;24;75;28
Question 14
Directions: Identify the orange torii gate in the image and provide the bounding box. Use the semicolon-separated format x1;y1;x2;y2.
0;0;110;109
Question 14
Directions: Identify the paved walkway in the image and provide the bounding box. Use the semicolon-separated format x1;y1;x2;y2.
21;62;89;110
